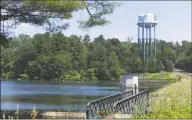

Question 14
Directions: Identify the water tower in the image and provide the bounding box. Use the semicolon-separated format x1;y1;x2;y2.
137;12;157;70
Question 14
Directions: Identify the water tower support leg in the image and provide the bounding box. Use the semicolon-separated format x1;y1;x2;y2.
142;25;145;67
149;25;152;57
154;26;156;60
138;26;140;57
146;28;148;71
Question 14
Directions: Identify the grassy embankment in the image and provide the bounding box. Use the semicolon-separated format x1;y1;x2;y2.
136;72;191;119
140;72;178;81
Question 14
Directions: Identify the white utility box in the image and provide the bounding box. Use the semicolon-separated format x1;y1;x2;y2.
121;73;139;94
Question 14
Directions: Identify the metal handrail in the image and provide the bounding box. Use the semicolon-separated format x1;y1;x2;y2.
113;90;149;115
86;90;133;119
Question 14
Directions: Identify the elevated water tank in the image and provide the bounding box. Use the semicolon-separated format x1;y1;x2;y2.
137;12;157;28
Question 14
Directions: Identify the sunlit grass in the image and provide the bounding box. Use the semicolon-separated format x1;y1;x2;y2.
148;94;191;118
136;72;192;119
141;72;178;81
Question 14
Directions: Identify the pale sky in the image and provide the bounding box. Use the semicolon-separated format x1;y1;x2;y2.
13;1;191;43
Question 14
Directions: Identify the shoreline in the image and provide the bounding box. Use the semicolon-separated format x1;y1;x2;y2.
1;78;178;83
0;79;99;83
1;110;86;119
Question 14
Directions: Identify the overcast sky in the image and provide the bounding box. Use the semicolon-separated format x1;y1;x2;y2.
13;1;191;43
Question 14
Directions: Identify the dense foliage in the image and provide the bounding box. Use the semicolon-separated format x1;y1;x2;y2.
1;33;191;81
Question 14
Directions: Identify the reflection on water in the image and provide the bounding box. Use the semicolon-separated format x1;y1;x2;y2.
1;80;121;111
1;80;166;111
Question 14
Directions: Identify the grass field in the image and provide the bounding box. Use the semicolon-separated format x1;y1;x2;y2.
140;72;178;80
139;72;192;119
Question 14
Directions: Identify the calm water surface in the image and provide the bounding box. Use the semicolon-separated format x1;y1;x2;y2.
1;80;165;112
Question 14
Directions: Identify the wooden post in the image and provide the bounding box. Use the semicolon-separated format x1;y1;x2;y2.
146;91;149;114
86;107;89;119
134;84;137;94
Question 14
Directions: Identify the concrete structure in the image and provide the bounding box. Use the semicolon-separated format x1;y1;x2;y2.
137;13;157;70
121;74;139;94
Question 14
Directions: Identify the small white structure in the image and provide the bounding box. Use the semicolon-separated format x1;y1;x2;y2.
121;73;139;94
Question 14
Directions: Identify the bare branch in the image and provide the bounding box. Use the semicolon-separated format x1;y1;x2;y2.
85;6;92;18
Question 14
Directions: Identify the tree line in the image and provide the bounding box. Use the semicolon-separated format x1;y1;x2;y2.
1;32;191;81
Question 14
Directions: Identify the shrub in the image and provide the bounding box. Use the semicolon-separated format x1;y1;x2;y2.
83;68;98;81
164;60;174;72
1;72;14;79
59;71;81;81
19;74;29;80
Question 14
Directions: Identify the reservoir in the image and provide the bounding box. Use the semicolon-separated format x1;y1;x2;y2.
1;80;166;112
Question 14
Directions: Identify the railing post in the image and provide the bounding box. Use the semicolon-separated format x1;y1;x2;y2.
134;84;136;94
146;91;149;114
86;105;89;119
134;84;139;94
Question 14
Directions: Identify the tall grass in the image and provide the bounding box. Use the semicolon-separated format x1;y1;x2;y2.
141;72;176;80
148;94;191;118
135;72;192;119
132;94;191;119
132;98;148;118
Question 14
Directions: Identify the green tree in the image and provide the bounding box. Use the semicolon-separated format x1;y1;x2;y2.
135;58;143;73
59;71;81;81
1;72;14;79
107;51;125;80
1;32;191;81
94;35;105;44
164;60;174;72
83;34;91;43
148;57;159;73
175;41;192;72
19;74;29;80
83;68;98;81
26;53;72;80
158;61;164;71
